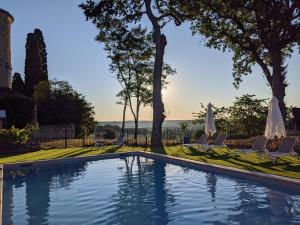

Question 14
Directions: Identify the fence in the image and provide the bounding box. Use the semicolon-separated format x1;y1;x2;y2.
29;127;300;152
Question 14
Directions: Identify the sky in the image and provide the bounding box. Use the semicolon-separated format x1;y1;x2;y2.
1;0;300;122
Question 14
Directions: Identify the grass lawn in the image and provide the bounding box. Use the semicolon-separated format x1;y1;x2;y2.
1;145;300;180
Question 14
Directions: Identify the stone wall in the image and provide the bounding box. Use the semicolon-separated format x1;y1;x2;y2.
0;9;14;91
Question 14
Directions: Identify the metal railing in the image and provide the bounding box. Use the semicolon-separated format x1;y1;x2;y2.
28;127;300;152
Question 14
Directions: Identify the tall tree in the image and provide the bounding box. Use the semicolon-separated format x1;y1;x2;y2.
24;29;49;97
12;73;26;95
80;0;184;146
34;29;48;81
103;26;174;144
24;33;43;97
186;0;300;120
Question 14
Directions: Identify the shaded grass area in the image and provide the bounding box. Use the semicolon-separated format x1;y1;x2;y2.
0;145;300;180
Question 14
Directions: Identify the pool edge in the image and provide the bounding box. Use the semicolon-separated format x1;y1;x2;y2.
1;151;300;191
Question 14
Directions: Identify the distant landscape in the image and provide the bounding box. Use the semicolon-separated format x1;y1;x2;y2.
98;120;201;129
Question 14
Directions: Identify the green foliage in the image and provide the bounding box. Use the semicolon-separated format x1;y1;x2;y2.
0;94;35;128
34;80;95;135
34;29;48;81
228;95;268;137
24;32;44;97
80;0;184;145
180;122;189;136
188;0;299;86
33;80;51;101
193;95;269;137
12;73;26;95
186;0;300;119
103;129;116;139
0;126;29;144
97;22;175;142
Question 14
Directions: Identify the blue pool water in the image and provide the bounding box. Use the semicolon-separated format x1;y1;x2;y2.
3;156;300;225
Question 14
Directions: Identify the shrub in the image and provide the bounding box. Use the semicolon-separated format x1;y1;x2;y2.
0;94;35;128
0;126;30;144
103;129;116;139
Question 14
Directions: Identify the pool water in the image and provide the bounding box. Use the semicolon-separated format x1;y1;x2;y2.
2;156;300;225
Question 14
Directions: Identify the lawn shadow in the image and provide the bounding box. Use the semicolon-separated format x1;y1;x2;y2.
150;146;167;154
104;145;122;153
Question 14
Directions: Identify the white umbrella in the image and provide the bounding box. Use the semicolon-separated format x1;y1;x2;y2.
264;96;286;139
205;103;216;136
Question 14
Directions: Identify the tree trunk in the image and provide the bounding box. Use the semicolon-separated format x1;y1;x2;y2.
134;103;140;146
121;97;127;135
270;50;287;121
151;33;167;146
33;102;38;126
134;118;138;145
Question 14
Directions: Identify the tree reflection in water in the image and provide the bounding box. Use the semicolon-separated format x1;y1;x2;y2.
206;173;217;204
108;156;175;225
3;162;87;225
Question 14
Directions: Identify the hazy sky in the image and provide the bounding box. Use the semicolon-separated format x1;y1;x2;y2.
1;0;300;121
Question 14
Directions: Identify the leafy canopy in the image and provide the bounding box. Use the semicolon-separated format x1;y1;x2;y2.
187;0;300;87
193;94;269;137
34;80;95;135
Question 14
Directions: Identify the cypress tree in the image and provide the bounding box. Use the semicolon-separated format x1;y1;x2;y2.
24;33;43;97
34;29;48;81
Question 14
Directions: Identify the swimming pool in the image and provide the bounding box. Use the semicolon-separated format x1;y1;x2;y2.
2;154;300;225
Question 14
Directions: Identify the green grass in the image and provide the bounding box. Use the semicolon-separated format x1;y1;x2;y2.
1;145;300;180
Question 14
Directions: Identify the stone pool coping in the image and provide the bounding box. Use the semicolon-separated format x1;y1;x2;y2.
2;151;300;192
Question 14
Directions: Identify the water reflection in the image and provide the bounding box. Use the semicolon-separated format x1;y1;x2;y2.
206;173;217;203
3;178;13;225
3;162;87;225
2;157;300;225
108;156;174;225
25;170;51;225
226;183;300;225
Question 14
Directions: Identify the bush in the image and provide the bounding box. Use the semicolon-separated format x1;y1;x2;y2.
103;129;116;139
0;126;30;144
0;94;35;128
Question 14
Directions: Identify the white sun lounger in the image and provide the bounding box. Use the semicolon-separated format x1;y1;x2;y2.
267;137;297;164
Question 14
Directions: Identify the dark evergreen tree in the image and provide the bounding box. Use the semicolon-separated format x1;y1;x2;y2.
12;73;26;95
34;29;48;81
24;33;43;97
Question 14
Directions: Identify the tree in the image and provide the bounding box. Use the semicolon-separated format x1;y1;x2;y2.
24;33;43;97
34;80;95;135
0;94;35;128
228;95;268;137
12;73;26;95
193;104;229;133
193;94;269;137
104;26;174;144
187;0;300;120
24;29;49;97
80;0;184;146
34;29;48;81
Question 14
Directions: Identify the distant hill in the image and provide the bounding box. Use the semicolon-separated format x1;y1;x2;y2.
97;120;202;129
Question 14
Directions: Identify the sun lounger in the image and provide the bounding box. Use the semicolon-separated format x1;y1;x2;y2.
182;133;208;149
234;136;268;156
201;134;228;153
204;134;228;148
267;137;297;164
